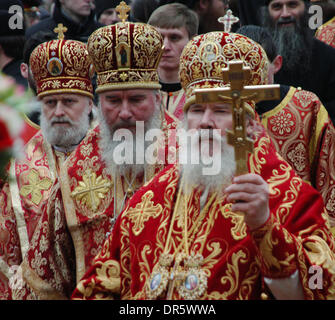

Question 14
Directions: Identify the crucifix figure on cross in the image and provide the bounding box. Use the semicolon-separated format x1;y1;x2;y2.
195;60;280;176
218;9;239;33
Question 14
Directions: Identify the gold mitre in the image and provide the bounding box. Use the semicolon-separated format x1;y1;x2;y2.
87;1;164;93
179;32;269;112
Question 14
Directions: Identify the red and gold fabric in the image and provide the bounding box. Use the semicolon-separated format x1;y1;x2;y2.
315;16;335;48
72;129;335;300
179;32;269;112
0;131;66;299
19;114;39;145
29;38;94;99
161;89;186;121
260;87;335;230
12;109;178;299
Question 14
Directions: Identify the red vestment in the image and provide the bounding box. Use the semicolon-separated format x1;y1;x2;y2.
316;17;335;48
0;131;66;299
260;87;335;229
12;110;178;299
161;89;186;121
19;114;39;146
72;129;335;300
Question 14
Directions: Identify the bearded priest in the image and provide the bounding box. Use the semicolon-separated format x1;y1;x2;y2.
0;30;95;299
9;3;178;300
72;31;335;300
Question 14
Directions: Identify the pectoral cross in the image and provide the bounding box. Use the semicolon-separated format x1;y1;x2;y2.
195;60;280;176
218;9;239;32
116;1;131;22
53;23;68;40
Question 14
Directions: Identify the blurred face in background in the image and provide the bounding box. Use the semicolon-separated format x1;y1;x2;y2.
198;0;229;33
268;0;306;26
99;8;121;25
60;0;95;18
157;26;190;74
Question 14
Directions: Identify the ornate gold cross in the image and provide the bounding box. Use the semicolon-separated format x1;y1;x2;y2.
53;23;68;40
71;170;112;212
195;60;280;176
126;191;162;236
116;1;131;22
19;169;53;205
218;9;239;32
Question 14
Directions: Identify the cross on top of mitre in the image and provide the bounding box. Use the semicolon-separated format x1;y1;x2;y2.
116;1;131;22
54;23;68;40
218;9;240;32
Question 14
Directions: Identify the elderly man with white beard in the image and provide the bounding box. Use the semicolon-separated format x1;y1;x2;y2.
72;31;335;300
0;30;95;299
8;3;178;300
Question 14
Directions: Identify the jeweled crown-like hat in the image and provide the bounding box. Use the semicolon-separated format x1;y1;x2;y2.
87;1;164;93
30;24;94;98
179;32;269;111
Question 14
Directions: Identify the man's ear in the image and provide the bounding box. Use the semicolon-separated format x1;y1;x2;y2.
20;62;29;79
272;55;282;74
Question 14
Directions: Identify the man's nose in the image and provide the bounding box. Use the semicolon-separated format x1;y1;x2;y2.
163;37;171;50
54;102;65;117
118;102;133;121
280;5;291;18
199;108;215;129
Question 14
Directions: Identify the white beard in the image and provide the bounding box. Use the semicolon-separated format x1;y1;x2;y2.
179;122;236;195
40;103;91;149
98;106;162;178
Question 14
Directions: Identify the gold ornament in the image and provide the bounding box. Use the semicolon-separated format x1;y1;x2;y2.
71;170;112;212
53;23;68;40
19;169;53;205
115;1;131;22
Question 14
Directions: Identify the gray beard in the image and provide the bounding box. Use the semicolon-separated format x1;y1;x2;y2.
98;107;163;178
40;107;90;149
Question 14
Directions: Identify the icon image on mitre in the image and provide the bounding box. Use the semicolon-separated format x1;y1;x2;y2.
47;57;63;76
116;42;131;70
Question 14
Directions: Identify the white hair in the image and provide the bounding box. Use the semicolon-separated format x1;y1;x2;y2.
40;99;91;149
179;117;236;195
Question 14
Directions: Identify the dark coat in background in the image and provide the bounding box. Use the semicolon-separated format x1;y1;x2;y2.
274;38;335;124
25;0;102;42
